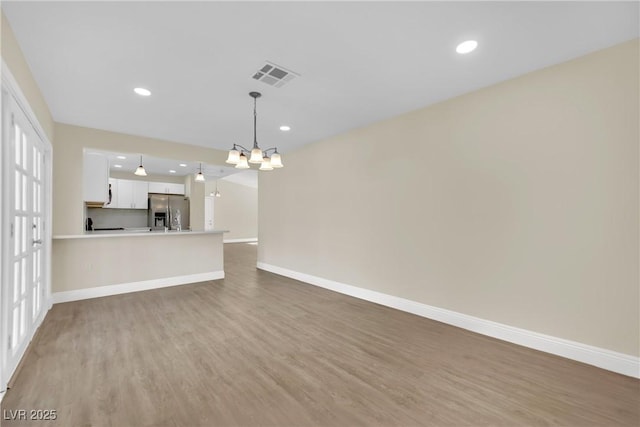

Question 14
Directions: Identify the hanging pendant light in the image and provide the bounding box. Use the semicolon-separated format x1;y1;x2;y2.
225;92;284;171
134;155;147;176
195;162;205;182
210;169;222;197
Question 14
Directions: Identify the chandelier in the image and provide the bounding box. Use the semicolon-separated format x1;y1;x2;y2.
225;92;284;170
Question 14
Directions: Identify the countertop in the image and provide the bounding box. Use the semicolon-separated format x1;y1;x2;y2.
53;230;228;240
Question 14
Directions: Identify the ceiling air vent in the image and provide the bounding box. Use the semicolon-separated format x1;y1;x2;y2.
251;61;299;88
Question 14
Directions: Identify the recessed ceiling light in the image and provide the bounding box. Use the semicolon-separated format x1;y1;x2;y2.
456;40;478;54
114;164;122;168
169;170;176;174
134;87;152;96
116;155;126;160
279;125;291;131
179;163;187;167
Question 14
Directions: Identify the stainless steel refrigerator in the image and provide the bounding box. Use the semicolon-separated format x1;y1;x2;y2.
148;194;190;231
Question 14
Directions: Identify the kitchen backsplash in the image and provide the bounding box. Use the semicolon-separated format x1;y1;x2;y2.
87;208;147;229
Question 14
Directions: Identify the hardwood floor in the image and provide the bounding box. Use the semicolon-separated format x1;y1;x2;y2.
2;243;639;426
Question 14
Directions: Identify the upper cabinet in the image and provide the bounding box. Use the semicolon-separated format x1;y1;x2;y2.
148;182;185;195
104;178;148;209
115;179;148;209
103;178;183;209
83;153;109;203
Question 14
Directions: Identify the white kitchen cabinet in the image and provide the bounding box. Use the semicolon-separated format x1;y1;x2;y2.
116;179;149;209
83;152;109;203
132;181;149;209
148;182;185;195
166;183;185;195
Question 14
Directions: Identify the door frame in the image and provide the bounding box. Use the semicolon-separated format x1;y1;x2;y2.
0;60;53;394
204;195;215;231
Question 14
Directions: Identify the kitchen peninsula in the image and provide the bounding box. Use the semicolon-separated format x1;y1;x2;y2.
52;230;227;303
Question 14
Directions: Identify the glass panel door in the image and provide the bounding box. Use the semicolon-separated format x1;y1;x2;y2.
2;92;48;386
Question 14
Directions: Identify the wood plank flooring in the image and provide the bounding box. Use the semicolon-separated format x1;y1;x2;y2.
2;243;639;426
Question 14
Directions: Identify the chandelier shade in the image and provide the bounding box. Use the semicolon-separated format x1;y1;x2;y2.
270;152;283;168
236;154;250;169
226;149;240;165
259;156;273;171
225;92;284;171
249;148;263;164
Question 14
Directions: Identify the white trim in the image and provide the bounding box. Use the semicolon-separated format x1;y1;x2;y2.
1;60;51;146
257;262;640;379
52;271;225;304
224;238;257;243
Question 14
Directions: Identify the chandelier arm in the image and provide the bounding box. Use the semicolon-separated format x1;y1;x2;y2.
233;144;252;153
261;147;279;156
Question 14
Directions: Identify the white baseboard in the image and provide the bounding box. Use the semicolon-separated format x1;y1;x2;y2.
224;238;258;243
52;271;225;304
257;262;639;379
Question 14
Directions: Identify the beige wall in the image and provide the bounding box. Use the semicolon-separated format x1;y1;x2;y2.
52;233;223;292
204;179;258;240
1;11;54;141
53;123;227;235
258;40;640;356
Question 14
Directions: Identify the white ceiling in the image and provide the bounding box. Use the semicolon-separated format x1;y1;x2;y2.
3;1;638;155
